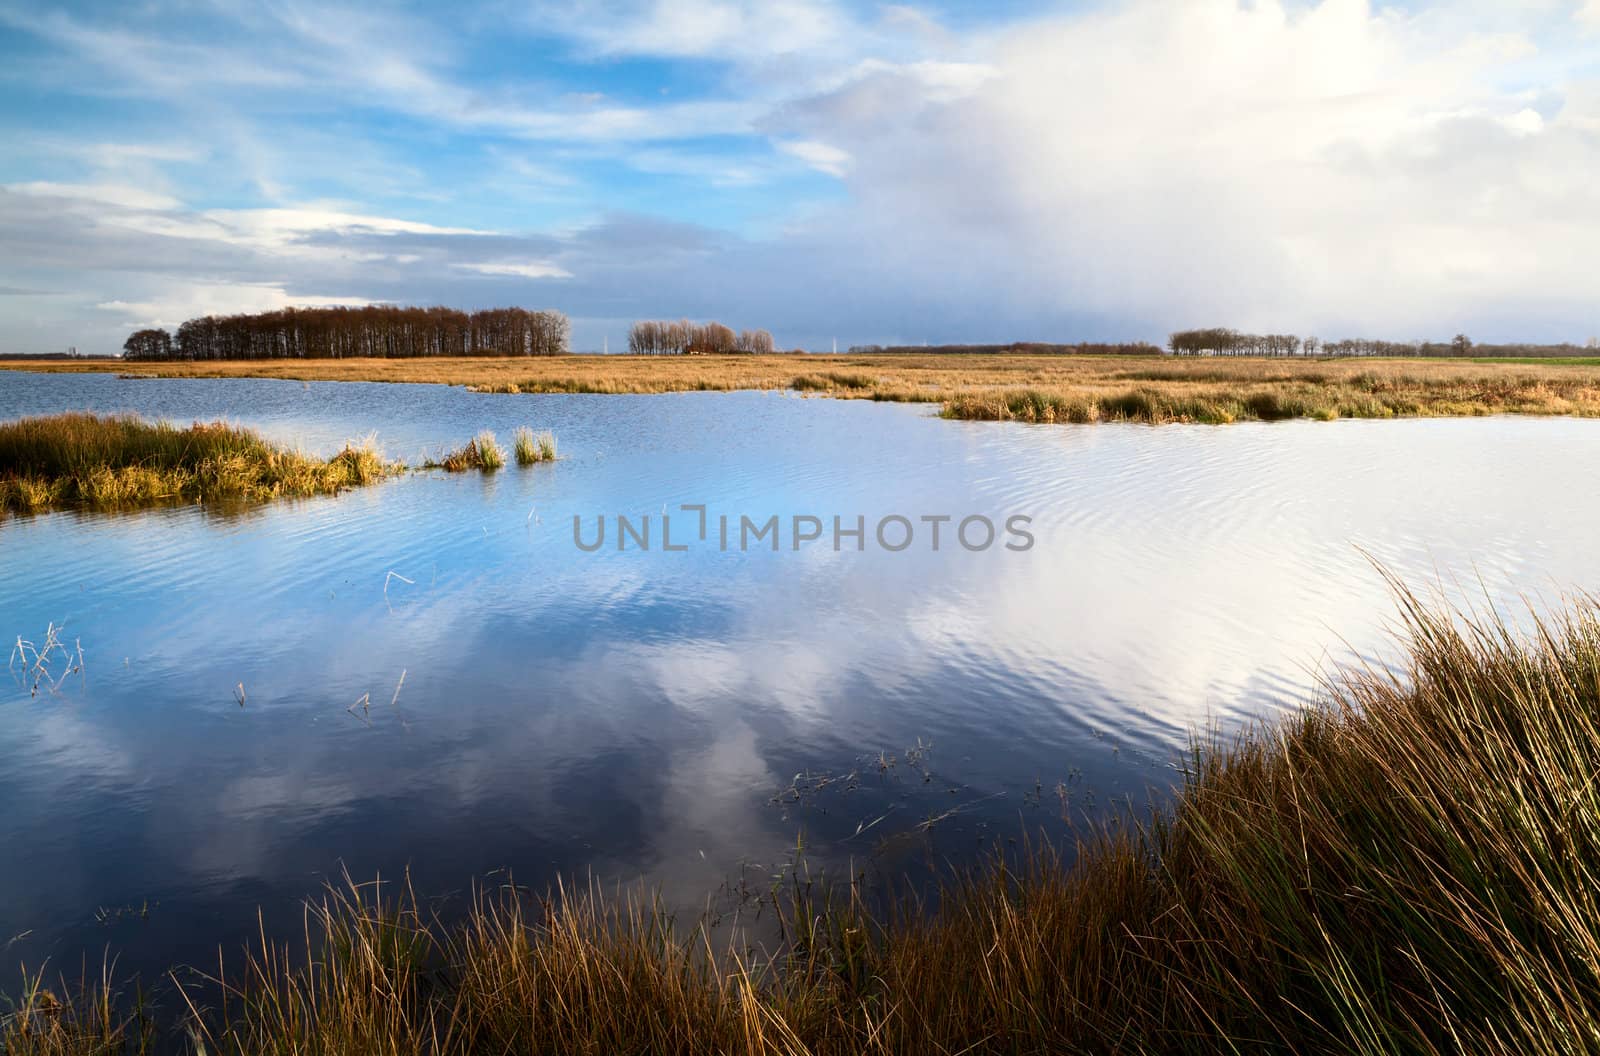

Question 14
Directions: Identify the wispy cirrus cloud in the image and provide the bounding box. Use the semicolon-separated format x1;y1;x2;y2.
774;140;851;178
452;261;573;280
94;283;377;330
4;182;182;211
525;0;856;60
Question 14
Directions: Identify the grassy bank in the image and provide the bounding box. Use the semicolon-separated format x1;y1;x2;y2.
7;586;1599;1053
0;413;399;515
7;353;1600;425
0;415;561;515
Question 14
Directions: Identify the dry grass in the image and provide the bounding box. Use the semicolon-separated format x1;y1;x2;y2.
8;584;1600;1053
8;354;1600;424
0;413;398;515
424;430;507;472
512;427;556;466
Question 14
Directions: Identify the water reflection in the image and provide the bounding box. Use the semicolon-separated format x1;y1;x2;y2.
1;370;1598;986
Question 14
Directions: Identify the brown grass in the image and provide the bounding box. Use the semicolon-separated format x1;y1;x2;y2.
7;583;1600;1053
7;354;1600;424
424;430;507;472
0;413;399;515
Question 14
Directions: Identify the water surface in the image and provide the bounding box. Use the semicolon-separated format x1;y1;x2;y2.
2;370;1597;985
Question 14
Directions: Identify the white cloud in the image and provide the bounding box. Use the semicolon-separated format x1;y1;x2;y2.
776;139;852;177
95;282;376;329
877;59;998;101
626;147;766;186
80;142;206;166
536;0;852;60
1502;107;1546;135
199;206;488;246
766;0;1600;338
5;181;181;211
452;261;573;280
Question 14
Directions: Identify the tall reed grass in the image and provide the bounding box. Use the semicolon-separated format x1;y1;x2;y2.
7;584;1600;1053
0;413;396;515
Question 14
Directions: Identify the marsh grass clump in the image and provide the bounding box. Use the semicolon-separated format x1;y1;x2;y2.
512;427;557;466
429;430;507;472
792;371;877;393
0;412;397;515
474;430;504;470
513;426;537;466
12;584;1600;1053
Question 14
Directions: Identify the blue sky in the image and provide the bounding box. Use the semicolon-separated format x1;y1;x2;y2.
1;0;1597;354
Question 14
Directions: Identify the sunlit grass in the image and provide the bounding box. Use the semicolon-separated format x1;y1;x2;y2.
9;584;1600;1052
0;412;398;515
512;427;557;465
426;430;511;472
792;370;876;391
474;430;504;470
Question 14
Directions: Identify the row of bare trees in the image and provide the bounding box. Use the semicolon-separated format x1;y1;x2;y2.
123;306;570;360
627;320;775;355
1170;328;1597;358
1168;329;1306;356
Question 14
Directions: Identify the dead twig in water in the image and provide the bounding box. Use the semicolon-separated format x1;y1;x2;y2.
383;570;414;613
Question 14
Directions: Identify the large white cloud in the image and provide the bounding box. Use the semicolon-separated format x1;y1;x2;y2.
771;0;1600;340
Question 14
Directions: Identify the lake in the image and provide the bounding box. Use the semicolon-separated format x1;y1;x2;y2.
3;369;1598;987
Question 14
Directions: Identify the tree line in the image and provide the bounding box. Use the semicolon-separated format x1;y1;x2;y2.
1169;328;1599;358
627;320;775;355
122;306;571;360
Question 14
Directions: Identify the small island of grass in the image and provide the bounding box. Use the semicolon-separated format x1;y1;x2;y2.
0;412;400;515
421;427;557;472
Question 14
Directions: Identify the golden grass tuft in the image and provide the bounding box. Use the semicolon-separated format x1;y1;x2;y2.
0;412;398;515
428;431;509;472
474;430;504;470
512;427;557;465
9;583;1600;1052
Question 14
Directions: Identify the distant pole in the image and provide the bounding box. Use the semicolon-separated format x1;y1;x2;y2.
832;337;837;354
604;334;608;355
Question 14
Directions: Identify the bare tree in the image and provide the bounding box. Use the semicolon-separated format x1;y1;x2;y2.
122;328;172;360
628;319;776;355
147;306;569;361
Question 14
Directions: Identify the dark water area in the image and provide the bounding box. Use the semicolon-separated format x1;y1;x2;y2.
3;369;1599;992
